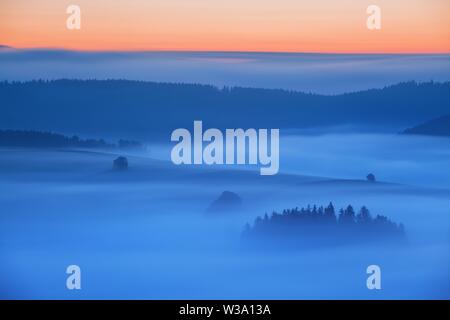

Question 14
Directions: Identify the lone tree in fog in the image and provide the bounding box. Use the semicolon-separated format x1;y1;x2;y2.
113;156;128;171
366;173;376;182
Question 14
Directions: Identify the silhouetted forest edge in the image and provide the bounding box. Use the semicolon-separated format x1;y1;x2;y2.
0;129;144;150
1;80;449;139
243;203;405;248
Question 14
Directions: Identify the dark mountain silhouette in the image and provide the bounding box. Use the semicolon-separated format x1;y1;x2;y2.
0;129;143;149
0;80;449;139
207;191;243;213
243;203;405;249
403;114;450;137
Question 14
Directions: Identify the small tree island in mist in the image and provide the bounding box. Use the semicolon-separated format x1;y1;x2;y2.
243;203;405;249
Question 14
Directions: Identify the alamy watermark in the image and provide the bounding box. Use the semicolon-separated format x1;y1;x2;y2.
66;265;81;290
170;121;279;175
366;264;381;290
367;5;381;30
66;5;81;30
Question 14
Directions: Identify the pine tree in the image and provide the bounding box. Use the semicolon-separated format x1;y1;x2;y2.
356;206;372;224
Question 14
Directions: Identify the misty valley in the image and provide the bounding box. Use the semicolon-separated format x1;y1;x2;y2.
0;74;449;299
1;129;449;299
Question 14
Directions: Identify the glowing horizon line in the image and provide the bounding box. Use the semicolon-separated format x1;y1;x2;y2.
2;44;450;55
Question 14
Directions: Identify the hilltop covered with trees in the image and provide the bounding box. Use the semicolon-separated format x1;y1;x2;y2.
403;114;450;137
243;203;405;249
0;80;449;139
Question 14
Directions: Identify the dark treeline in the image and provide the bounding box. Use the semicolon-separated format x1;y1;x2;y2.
243;203;405;249
1;80;449;139
0;129;143;150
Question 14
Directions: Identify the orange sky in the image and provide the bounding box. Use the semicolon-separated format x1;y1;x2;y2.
1;0;449;53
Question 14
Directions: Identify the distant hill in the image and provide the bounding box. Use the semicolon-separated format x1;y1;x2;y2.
0;129;143;149
0;80;449;139
207;191;243;214
403;114;450;137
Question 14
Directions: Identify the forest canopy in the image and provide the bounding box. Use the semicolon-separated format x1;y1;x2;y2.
243;203;405;249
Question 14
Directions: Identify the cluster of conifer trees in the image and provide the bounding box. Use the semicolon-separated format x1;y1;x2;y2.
243;203;405;246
